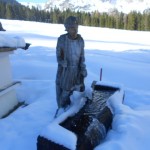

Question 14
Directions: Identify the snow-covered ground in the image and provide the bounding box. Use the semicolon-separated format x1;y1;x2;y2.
0;19;150;150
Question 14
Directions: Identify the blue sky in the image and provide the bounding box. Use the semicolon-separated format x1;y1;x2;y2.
17;0;47;3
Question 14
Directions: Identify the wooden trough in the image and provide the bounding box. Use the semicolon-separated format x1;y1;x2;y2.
37;81;124;150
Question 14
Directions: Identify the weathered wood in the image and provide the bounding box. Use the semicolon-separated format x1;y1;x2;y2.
0;47;16;52
0;43;31;52
59;85;116;150
37;136;70;150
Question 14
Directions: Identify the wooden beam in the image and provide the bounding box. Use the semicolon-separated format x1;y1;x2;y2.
0;47;16;52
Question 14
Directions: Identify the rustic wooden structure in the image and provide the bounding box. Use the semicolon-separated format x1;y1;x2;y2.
37;82;124;150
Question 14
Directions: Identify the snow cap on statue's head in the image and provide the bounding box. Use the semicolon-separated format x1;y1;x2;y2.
64;16;78;30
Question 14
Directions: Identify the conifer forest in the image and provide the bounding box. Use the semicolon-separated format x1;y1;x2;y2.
0;1;150;31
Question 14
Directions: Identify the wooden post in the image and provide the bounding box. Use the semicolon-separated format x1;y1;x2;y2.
100;68;102;81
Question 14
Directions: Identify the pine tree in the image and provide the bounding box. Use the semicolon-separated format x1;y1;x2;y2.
0;2;6;18
5;4;13;19
127;11;138;30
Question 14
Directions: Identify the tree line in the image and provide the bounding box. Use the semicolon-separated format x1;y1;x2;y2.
0;1;150;31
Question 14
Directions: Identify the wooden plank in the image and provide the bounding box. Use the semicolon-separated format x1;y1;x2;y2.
37;136;70;150
0;47;16;52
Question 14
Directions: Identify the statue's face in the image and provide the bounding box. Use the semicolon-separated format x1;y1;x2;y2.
67;26;78;39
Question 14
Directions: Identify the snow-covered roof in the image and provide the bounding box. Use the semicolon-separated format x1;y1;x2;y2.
0;34;26;51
